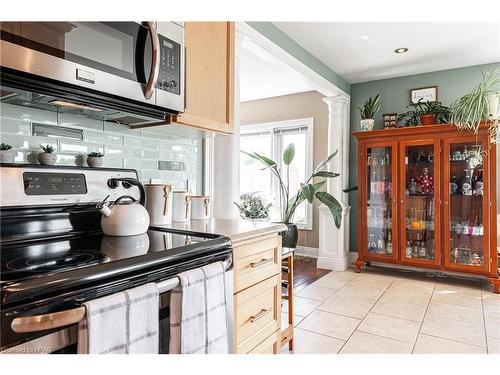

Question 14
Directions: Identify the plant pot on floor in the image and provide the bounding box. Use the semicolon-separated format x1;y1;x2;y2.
0;149;16;163
279;223;298;249
360;119;375;131
420;114;436;125
38;153;57;165
87;156;104;168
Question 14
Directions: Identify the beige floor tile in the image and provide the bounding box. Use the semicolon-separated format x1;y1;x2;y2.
356;312;421;344
487;336;500;354
413;334;486;354
297;310;361;340
382;287;432;305
372;296;428;322
390;277;436;292
484;315;500;339
335;284;386;303
317;293;377;319
280;328;345;354
431;290;483;309
481;293;500;315
309;276;351;291
281;312;304;331
426;301;484;322
339;331;413;354
282;296;322;317
295;284;336;301
421;314;486;347
435;282;482;297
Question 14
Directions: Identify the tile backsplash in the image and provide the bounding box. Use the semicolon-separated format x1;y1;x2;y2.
0;103;202;193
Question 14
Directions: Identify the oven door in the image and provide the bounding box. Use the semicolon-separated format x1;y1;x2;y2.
0;22;157;105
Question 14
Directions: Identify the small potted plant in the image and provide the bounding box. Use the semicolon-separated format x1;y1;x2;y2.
234;192;272;221
398;99;450;126
38;144;57;165
0;143;16;163
357;94;381;131
87;152;104;168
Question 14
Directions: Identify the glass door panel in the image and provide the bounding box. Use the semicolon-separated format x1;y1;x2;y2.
445;140;488;270
400;141;440;265
365;145;396;258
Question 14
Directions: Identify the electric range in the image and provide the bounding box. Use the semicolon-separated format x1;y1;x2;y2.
0;164;232;352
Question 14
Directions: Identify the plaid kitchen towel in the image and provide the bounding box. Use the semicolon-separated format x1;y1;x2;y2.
169;261;228;354
78;283;159;354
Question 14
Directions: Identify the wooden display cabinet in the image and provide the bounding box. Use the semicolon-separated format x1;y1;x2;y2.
353;124;499;293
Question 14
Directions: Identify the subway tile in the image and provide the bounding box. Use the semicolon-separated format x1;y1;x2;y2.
103;121;142;135
27;137;58;151
141;149;159;160
1;103;57;124
0;133;29;149
58;141;102;154
84;129;122;145
0;118;31;135
58;112;104;131
139;159;157;170
140;138;157;150
123;136;142;147
102;157;123;168
123;158;141;170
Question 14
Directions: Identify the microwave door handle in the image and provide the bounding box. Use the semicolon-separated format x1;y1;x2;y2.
142;21;160;100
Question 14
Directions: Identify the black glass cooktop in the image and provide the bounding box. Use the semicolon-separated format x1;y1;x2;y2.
1;229;222;282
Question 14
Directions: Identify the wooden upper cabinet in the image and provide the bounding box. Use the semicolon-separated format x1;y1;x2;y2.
174;22;234;134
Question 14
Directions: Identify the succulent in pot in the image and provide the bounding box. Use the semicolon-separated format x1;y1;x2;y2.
398;99;450;126
357;94;381;131
0;143;16;163
87;152;104;168
242;144;344;249
38;144;57;165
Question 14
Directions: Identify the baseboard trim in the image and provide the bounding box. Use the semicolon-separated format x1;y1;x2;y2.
317;256;350;271
294;246;319;259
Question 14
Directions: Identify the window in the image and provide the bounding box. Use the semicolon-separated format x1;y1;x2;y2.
239;118;314;230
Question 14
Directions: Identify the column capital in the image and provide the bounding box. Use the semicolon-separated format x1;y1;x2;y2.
322;94;350;105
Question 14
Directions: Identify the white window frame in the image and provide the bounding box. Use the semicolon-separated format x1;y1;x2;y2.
240;117;314;230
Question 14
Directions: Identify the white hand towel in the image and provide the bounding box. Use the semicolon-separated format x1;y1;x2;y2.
169;261;228;354
78;283;159;354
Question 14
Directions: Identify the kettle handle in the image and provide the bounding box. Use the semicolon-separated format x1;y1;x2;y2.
108;178;147;206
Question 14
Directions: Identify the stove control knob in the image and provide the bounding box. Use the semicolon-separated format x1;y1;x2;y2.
122;181;132;189
107;178;119;189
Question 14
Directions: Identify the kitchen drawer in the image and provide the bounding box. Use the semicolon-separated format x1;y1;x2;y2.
233;236;281;293
234;274;281;354
248;331;279;354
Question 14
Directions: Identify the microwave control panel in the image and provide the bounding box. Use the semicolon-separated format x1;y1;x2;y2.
156;35;181;95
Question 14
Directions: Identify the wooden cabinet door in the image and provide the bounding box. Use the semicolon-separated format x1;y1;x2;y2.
174;22;234;134
398;139;441;267
359;141;399;262
443;135;491;274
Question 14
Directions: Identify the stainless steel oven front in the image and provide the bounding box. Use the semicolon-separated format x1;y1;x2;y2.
0;22;184;113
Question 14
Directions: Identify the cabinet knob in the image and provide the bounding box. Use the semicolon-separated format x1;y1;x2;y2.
400;200;405;204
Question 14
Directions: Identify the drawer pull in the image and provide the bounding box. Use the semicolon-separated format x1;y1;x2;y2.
250;308;272;323
250;258;273;268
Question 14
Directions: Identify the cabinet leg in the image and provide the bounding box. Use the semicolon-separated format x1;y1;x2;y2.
488;278;500;294
288;338;294;351
355;260;364;273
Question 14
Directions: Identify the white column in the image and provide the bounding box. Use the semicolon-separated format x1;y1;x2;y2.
317;94;351;271
213;30;242;219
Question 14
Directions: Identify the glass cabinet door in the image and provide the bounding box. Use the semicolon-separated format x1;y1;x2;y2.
364;143;398;260
399;140;441;266
444;138;489;271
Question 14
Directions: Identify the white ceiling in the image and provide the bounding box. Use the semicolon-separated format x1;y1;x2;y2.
239;37;314;102
273;22;500;84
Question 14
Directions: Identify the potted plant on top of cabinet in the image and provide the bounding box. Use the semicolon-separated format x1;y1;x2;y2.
357;94;381;131
242;144;343;248
87;152;104;168
0;143;16;163
38;144;57;165
398;99;450;126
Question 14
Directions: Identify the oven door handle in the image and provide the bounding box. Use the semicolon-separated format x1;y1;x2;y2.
142;21;160;100
10;257;232;333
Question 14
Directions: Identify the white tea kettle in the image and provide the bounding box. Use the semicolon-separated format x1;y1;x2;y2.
97;178;150;236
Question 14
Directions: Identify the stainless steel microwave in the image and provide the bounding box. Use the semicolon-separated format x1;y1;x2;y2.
0;22;184;116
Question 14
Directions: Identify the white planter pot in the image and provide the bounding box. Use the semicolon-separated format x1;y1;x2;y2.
360;119;375;131
38;153;57;165
0;149;16;163
145;184;173;225
487;93;500;120
191;196;212;220
87;156;103;168
172;191;192;222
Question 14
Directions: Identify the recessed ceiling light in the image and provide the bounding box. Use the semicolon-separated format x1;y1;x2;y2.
360;35;369;40
394;48;409;54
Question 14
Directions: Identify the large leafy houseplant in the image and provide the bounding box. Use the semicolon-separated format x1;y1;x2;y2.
398;99;450;126
242;144;343;247
357;94;381;131
450;65;500;143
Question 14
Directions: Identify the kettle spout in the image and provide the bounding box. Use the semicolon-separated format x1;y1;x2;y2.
100;205;112;217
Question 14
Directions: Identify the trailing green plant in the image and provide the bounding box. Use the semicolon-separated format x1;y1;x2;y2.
450;66;500;143
40;144;55;154
0;143;13;151
242;144;344;228
87;152;104;157
357;94;381;119
397;99;450;126
234;192;272;220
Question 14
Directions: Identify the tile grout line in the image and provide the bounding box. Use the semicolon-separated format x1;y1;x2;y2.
480;284;490;354
411;281;436;353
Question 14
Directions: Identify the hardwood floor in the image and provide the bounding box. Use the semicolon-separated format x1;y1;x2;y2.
283;256;329;293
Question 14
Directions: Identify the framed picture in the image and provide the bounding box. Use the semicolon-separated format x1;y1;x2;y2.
410;86;438;103
382;113;398;129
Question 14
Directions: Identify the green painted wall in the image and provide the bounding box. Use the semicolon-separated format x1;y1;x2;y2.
246;22;351;94
348;62;500;253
